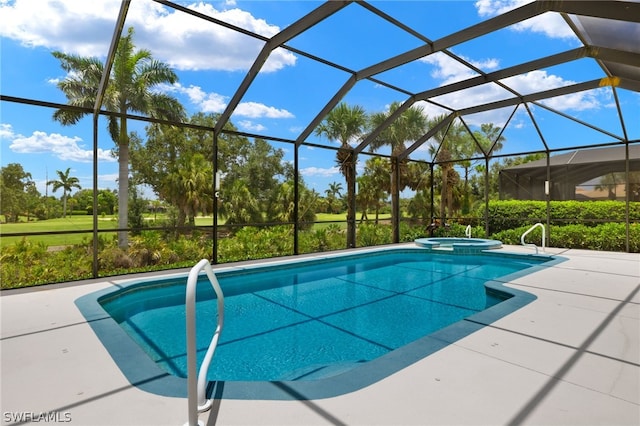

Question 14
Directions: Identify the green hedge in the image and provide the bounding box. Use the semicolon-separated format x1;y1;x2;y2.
491;222;640;252
2;218;638;289
477;200;640;233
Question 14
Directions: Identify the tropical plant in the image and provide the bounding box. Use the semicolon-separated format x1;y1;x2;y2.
270;179;318;229
369;102;428;241
52;26;185;248
219;180;263;225
314;102;368;247
324;181;343;214
173;153;214;226
426;115;456;221
462;123;505;211
47;168;81;218
357;157;389;223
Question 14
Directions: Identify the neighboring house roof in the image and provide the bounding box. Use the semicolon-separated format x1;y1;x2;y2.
501;144;640;184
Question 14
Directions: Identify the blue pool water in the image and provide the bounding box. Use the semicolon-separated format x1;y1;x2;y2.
99;249;547;384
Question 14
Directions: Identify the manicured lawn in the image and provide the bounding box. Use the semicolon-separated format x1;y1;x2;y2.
0;215;213;246
0;212;391;247
1;216;116;246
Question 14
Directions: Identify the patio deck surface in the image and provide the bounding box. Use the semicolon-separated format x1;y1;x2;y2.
1;245;638;426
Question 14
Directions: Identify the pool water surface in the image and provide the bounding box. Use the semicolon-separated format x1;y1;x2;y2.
96;249;550;388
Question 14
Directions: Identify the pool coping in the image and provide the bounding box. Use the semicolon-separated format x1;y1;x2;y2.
74;245;566;401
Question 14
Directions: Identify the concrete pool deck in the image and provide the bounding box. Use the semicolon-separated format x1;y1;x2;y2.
1;245;638;425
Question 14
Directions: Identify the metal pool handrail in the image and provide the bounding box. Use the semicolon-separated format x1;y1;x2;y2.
185;259;225;426
521;223;545;254
465;225;472;238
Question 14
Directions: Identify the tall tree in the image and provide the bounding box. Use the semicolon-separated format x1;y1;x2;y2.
52;26;185;248
171;153;214;226
131;114;218;227
271;178;318;230
324;181;343;214
219;179;263;225
427;115;467;222
460;123;505;213
478;123;505;155
314;102;368;248
0;163;34;223
357;157;390;223
47;168;81;218
369;102;428;242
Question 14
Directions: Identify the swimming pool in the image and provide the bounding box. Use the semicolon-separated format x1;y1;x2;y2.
76;247;558;400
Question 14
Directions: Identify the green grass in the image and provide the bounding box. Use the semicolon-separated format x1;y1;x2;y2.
0;214;212;246
0;212;392;247
311;213;392;230
1;216;117;246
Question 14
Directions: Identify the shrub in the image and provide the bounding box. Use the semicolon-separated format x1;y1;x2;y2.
357;223;391;247
1;241;92;288
491;222;640;252
399;223;427;242
476;200;640;233
218;226;293;263
298;224;345;254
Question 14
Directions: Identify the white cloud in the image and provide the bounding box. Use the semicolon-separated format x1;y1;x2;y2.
419;53;605;125
238;120;266;132
502;70;604;111
422;52;500;85
0;0;297;72
234;102;294;119
161;83;229;113
160;83;293;119
300;166;339;178
0;123;15;139
3;124;115;163
419;52;513;121
474;0;576;40
475;0;531;17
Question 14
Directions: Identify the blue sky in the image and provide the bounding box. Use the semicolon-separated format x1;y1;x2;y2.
1;0;638;198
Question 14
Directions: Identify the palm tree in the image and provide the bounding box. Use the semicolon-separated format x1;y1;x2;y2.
461;123;505;213
326;181;343;199
314;102;368;247
324;181;343;214
47;168;81;218
478;123;505;155
52;27;185;248
369;102;428;242
219;180;263;225
272;180;318;229
427;115;466;222
175;153;214;226
358;157;390;224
